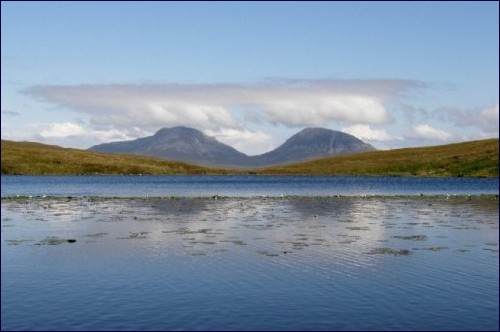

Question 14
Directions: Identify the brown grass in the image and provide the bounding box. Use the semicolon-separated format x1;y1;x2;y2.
254;138;498;177
2;138;498;177
1;140;233;175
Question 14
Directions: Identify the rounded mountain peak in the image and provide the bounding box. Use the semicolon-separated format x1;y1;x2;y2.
154;126;204;137
287;127;347;143
294;127;341;137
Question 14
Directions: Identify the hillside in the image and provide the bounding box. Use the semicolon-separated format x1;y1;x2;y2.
1;140;233;175
254;138;499;177
2;138;498;177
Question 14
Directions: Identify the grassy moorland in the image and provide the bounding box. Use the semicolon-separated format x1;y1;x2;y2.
254;138;499;177
1;140;234;175
1;138;498;177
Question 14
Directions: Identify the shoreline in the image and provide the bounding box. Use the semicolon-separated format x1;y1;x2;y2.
2;194;499;200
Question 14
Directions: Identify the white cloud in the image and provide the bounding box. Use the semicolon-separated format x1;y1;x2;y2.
439;103;499;135
19;79;434;153
257;93;390;126
9;120;275;155
412;124;451;140
38;122;139;142
91;128;141;143
40;122;87;138
204;128;276;155
341;124;395;141
25;79;418;133
30;122;149;148
479;103;499;133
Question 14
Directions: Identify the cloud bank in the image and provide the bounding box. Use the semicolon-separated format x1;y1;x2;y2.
18;79;497;154
412;124;452;140
25;79;418;131
341;124;396;142
22;79;422;154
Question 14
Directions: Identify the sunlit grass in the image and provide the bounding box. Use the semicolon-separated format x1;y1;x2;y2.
1;140;234;175
2;138;498;177
254;138;498;177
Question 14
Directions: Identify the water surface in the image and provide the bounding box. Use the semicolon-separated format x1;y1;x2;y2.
1;195;498;331
1;175;498;197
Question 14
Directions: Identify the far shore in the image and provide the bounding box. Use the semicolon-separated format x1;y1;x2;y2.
1;138;498;177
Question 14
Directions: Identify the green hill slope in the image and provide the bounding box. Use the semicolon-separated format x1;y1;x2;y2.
1;140;232;175
254;138;499;177
2;138;498;177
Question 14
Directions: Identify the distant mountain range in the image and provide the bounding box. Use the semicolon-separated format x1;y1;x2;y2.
89;126;375;168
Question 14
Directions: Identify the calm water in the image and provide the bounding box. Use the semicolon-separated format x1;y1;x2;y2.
1;176;499;330
1;175;499;197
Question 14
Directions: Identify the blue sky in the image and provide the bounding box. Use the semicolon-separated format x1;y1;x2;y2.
1;1;498;155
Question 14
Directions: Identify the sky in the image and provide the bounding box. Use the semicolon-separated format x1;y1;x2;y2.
1;1;498;155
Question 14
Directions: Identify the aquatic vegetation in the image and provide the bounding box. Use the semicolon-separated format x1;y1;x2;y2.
366;248;412;255
423;246;449;251
1;195;498;331
35;236;77;245
164;228;213;235
393;235;427;240
117;232;148;239
190;241;216;245
346;226;370;231
6;239;33;245
257;250;279;257
83;232;108;238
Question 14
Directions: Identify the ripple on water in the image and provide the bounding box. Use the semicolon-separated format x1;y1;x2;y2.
1;196;498;331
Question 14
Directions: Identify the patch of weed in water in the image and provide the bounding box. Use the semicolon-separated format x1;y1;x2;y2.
6;239;33;245
117;232;148;240
346;226;370;231
423;246;449;251
35;236;77;245
83;233;108;238
257;250;279;257
366;247;412;256
393;235;427;241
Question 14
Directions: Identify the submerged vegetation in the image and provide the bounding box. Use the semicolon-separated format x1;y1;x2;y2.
1;138;498;177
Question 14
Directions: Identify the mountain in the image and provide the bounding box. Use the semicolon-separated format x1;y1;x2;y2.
89;126;251;167
89;126;376;168
253;127;375;166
